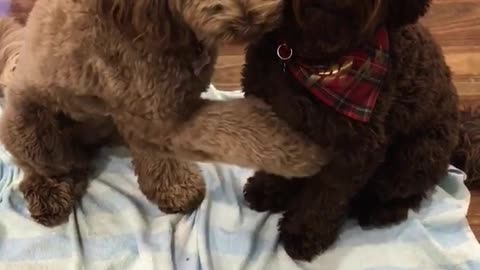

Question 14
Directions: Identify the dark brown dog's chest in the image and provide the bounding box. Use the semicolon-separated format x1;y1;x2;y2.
243;26;458;154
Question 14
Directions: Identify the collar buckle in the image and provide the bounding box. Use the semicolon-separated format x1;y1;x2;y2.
277;43;293;61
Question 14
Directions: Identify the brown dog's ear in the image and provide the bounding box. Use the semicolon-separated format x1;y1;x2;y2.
10;0;37;25
386;0;432;28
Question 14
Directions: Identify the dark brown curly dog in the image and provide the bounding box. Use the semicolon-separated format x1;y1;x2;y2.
242;0;479;261
0;0;331;227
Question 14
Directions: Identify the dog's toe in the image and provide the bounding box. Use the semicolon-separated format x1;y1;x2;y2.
243;172;300;212
20;175;78;227
142;172;206;214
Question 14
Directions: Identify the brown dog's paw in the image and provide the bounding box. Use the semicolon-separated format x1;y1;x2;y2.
243;172;301;213
142;172;206;214
261;138;331;179
289;145;331;178
157;181;205;214
19;174;80;227
135;157;206;214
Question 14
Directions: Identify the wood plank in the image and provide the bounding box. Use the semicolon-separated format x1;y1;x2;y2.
422;0;480;105
211;52;245;91
469;189;480;240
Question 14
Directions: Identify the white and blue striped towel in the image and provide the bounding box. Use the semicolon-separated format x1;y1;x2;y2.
0;86;479;270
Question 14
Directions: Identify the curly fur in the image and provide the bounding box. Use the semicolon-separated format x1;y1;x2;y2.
242;0;470;261
0;0;331;226
0;18;22;93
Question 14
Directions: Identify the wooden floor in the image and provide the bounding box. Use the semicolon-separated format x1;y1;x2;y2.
212;0;480;240
472;190;480;239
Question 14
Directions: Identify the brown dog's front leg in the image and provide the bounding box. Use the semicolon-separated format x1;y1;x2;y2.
113;114;205;214
0;99;90;226
131;149;205;213
171;97;331;178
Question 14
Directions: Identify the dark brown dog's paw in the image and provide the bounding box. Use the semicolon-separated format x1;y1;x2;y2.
279;228;326;261
278;212;337;261
243;172;301;213
20;174;80;227
357;203;410;229
354;194;424;229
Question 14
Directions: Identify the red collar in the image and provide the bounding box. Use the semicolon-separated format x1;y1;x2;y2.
276;28;390;122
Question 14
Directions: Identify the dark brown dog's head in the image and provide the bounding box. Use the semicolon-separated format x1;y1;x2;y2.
284;0;432;58
95;0;283;47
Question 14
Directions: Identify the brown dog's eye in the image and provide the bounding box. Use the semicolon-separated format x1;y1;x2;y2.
210;4;224;13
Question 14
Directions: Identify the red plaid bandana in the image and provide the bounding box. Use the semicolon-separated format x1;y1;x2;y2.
277;28;390;122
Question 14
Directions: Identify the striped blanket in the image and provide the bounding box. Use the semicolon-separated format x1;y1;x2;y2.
0;86;479;270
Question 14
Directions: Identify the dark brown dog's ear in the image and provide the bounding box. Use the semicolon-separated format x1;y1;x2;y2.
386;0;432;28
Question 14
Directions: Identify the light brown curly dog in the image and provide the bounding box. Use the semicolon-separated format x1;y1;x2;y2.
0;0;330;227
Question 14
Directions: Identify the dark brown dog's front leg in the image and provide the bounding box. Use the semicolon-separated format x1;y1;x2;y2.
171;98;331;178
277;147;383;261
278;174;351;261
